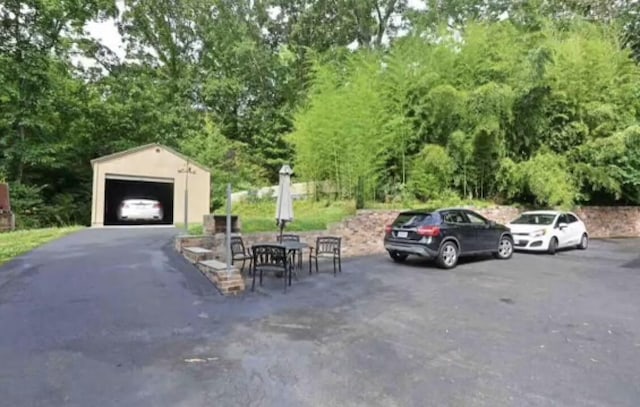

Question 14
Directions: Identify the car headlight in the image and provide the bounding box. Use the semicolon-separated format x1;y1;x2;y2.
531;229;547;238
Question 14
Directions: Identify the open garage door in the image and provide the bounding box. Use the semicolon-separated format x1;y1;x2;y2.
104;175;174;226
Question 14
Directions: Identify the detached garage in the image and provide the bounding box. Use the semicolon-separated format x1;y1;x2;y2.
90;144;210;227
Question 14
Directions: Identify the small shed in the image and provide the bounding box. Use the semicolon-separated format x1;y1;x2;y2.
90;144;210;227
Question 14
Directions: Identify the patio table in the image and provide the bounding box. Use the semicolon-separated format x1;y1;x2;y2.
272;241;309;281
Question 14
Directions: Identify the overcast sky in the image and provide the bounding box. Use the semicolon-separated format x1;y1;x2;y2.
85;0;428;60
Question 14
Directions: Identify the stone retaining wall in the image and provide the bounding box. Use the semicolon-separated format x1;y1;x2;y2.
197;260;245;295
184;206;640;261
201;207;522;259
331;207;515;257
573;206;640;238
174;235;214;253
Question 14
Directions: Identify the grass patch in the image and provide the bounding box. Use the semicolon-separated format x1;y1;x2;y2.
0;226;83;265
174;224;205;235
188;224;204;235
234;199;356;233
185;197;496;235
185;200;356;235
172;223;205;235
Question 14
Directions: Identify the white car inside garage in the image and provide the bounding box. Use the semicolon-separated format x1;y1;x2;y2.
507;210;589;254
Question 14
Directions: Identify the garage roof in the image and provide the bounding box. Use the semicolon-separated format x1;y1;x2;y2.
91;143;210;173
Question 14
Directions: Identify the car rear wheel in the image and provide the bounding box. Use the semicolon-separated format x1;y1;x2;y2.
494;236;513;260
578;233;588;250
547;237;558;255
436;241;459;269
389;251;408;263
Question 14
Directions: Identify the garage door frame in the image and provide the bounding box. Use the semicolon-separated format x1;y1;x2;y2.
101;174;177;226
105;173;175;184
90;143;211;228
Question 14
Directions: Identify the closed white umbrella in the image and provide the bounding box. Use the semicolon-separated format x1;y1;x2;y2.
275;164;294;239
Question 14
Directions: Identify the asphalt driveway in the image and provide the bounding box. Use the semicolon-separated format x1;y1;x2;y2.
1;228;639;407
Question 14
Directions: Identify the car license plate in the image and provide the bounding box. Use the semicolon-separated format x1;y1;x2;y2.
397;231;408;238
518;240;526;246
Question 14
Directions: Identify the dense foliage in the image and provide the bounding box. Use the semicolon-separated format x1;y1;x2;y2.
1;0;640;228
290;19;640;208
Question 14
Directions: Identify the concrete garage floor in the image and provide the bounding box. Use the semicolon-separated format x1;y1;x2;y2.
1;228;639;407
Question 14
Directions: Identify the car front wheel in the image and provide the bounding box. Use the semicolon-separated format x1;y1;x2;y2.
547;237;558;255
436;241;459;269
494;236;514;260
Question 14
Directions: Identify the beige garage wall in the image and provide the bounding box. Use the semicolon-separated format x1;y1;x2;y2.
91;145;210;226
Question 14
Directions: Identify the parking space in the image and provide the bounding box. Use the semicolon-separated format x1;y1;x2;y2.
194;239;640;406
1;231;639;406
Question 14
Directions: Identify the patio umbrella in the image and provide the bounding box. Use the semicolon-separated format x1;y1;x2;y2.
275;164;294;240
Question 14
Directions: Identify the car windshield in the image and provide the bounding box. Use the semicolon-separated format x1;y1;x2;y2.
392;212;438;228
511;214;556;225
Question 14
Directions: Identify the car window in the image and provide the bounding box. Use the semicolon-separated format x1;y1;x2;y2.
555;214;568;227
465;211;487;225
566;214;578;223
443;211;467;224
510;214;556;225
392;213;437;228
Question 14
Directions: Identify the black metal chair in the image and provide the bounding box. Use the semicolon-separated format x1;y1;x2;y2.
251;244;292;292
277;234;302;269
230;236;252;274
277;234;300;243
309;236;342;276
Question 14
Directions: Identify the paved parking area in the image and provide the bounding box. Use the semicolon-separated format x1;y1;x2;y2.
1;229;639;406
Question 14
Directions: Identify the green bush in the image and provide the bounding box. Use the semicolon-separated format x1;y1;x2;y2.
570;125;640;204
408;144;455;201
9;183;47;229
9;183;89;229
501;152;577;208
524;153;576;207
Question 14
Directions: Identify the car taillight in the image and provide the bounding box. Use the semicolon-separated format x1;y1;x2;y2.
154;203;162;209
417;226;440;237
384;225;393;235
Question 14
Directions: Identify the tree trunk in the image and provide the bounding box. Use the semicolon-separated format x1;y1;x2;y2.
374;0;398;48
16;126;25;183
14;3;25;183
356;176;365;209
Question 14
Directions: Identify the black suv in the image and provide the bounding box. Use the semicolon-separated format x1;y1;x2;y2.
383;208;514;269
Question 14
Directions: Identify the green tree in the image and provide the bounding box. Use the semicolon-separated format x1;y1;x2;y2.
523;152;577;207
447;130;474;199
0;0;117;183
408;145;455;201
180;117;264;210
498;152;577;208
288;54;385;200
572;126;640;204
471;120;504;199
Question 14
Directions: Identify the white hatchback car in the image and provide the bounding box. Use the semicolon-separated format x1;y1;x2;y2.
507;211;589;254
117;197;164;222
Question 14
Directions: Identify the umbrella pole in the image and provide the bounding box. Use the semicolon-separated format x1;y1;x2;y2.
279;220;284;242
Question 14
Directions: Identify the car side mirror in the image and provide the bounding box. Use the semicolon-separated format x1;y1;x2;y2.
488;220;496;227
559;222;568;230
